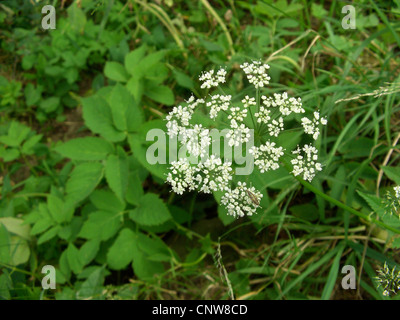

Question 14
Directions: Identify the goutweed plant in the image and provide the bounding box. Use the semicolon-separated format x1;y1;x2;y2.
165;61;327;217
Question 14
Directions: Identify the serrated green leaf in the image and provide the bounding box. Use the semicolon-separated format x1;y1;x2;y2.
67;243;83;274
124;45;147;77
79;239;100;267
79;211;121;241
65;162;104;204
382;166;400;185
54;137;114;161
105;150;129;202
89;189;125;213
104;61;129;82
82;95;126;142
107;228;136;270
144;84;174;105
129;193;171;226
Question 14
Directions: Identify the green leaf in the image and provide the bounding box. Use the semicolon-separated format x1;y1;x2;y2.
82;95;126;142
125;171;144;206
37;225;61;245
79;240;100;267
0;218;31;240
67;243;83;274
21;134;42;155
0;121;31;147
129;193;171;226
357;191;385;216
79;211;121;241
54;137;114;161
39;97;60;114
0;147;20;162
104;62;130;82
124;45;147;77
47;195;74;223
382;166;400;185
65;162;104;204
90;189;125;213
109;84;144;132
105;149;129;202
172;69;194;89
107;228;136;270
8;236;30;266
144;84;174;106
76;266;106;300
0;225;11;264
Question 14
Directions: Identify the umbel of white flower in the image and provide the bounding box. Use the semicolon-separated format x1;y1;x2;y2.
165;60;327;218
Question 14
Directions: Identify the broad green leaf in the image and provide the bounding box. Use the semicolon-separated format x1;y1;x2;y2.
125;171;144;206
382;166;400;185
105;148;129;201
0;225;11;264
54;137;114;160
37;225;61;245
89;189;125;213
76;266;106;300
104;62;129;82
172;69;194;89
39;97;60;114
79;211;121;241
0;147;20;162
144;84;174;106
129;193;171;226
79;239;100;267
0;217;31;240
82;95;125;142
0;121;31;147
65;162;104;204
21;134;43;155
47;195;74;223
124;45;147;76
126;75;143;103
107;228;136;270
67;243;83;274
109;84;144;132
8;236;30;266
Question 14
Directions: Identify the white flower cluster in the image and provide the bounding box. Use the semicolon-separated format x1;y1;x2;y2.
240;61;271;89
291;145;323;182
250;141;284;173
301;111;327;140
166;96;204;138
181;124;211;158
166;156;233;195
199;67;227;89
165;60;327;218
221;182;263;217
261;93;305;116
228;106;248;128
226;124;251;147
206;94;231;119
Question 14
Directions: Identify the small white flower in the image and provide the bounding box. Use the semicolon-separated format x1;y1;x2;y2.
267;117;284;137
290;144;323;182
181;124;211;158
199;67;227;89
228;106;247;128
250;141;284;173
226;123;251;147
240;61;271;89
206;94;231;119
301;111;327;140
242;95;256;108
221;182;263;217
